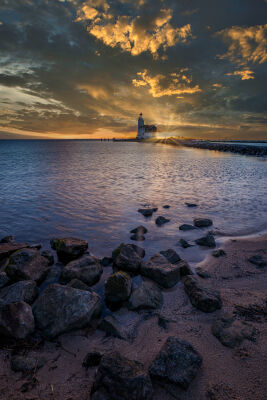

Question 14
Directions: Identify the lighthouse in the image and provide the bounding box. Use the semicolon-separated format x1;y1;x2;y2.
137;113;157;140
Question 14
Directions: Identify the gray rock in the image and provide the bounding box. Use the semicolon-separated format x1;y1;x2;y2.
138;208;157;217
99;315;129;340
195;233;216;248
32;284;101;338
179;238;193;248
0;242;29;262
212;249;226;258
0;281;37;305
211;314;256;348
11;355;45;372
185;202;198;207
248;255;267;267
128;280;163;311
0;235;15;244
50;237;88;264
105;271;132;304
183;275;222;312
61;255;103;286
160;249;181;264
149;336;202;390
0;272;9;289
193;218;213;227
0;301;35;339
112;244;145;274
67;278;91;291
155;216;170;226
130;226;148;235
179;224;196;231
6;248;50;283
41;250;54;266
91;351;153;400
141;254;180;288
83;351;103;368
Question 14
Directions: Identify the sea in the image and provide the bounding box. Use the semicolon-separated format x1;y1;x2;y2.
0;140;266;265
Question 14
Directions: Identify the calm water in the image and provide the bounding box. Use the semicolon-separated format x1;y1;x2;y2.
0;140;266;263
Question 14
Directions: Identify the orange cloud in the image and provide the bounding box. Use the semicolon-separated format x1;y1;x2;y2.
132;69;201;97
226;69;255;80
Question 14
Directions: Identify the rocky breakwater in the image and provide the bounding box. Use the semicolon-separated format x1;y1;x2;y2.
181;140;267;157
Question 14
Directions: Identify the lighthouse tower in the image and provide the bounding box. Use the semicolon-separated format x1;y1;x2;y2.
137;113;145;139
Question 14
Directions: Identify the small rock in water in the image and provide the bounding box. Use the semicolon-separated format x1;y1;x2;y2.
149;336;202;390
130;234;145;241
163;205;170;209
248;254;267;267
195;233;216;248
211;314;256;348
160;248;181;264
128;280;163;311
183;275;222;312
179;224;196;231
50;237;88;264
11;355;45;372
138;208;155;217
155;216;170;226
130;226;148;235
185;202;198;207
41;250;54;266
83;351;103;368
194;218;213;227
179;238;193;248
105;271;132;304
91;351;153;400
212;249;226;258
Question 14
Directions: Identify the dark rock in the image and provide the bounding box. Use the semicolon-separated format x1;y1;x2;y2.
158;315;170;330
130;226;148;235
195;267;211;279
160;249;181;264
248;255;267;267
105;271;132;304
185;203;198;207
193;218;213;227
130;234;145;241
50;237;88;264
141;254;180;288
0;272;9;289
195;233;216;248
83;351;102;368
138;208;155;217
91;351;153;400
128;280;163;311
179;224;196;231
155;216;170;226
149;336;202;390
32;284;101;338
178;260;194;277
101;257;113;267
6;248;50;284
211;314;256;348
0;301;35;339
183;276;222;312
0;242;29;262
179;238;193;248
163;205;170;209
39;265;61;290
11;355;45;372
112;244;144;274
99;315;129;340
41;250;54;266
29;243;42;250
212;249;226;258
0;235;15;244
67;278;91;291
0;281;37;305
61;255;103;286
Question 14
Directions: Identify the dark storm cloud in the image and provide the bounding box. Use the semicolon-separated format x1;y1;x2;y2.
0;0;266;139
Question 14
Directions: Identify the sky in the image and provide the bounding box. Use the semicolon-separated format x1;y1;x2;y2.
0;0;267;139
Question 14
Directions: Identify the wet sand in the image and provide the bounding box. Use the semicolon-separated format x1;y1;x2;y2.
0;233;266;400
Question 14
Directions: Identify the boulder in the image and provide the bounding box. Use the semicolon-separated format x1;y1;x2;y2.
138;208;157;217
61;255;103;286
193;218;213;228
91;351;153;400
155;216;170;226
11;355;45;372
32;284;101;338
212;249;226;258
6;248;50;283
149;337;202;390
128;280;163;311
0;242;29;261
141;254;180;288
130;226;148;235
0;272;9;289
99;315;129;341
160;249;181;264
41;250;54;266
183;276;222;312
67;279;91;291
105;271;132;304
50;237;88;263
248;255;267;267
195;233;216;248
211;314;256;348
112;244;144;274
0;280;37;305
179;224;196;231
0;301;35;339
83;351;103;368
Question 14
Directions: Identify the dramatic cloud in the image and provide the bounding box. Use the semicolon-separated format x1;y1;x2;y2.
226;69;255;80
132;69;201;97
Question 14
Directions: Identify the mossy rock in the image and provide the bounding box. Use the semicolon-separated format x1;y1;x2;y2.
105;271;132;303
